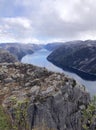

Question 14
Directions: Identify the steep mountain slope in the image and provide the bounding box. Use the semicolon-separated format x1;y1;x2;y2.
47;40;96;76
0;63;90;130
0;49;18;63
0;43;42;60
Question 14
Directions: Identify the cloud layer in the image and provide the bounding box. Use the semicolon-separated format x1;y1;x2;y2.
0;0;96;43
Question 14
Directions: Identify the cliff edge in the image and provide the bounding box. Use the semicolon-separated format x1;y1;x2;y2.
0;63;90;130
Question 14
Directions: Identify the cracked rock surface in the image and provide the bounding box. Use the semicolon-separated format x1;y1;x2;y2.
0;63;90;130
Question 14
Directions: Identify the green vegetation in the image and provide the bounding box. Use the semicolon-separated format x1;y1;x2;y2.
0;97;30;130
82;96;96;130
10;97;29;130
0;106;11;130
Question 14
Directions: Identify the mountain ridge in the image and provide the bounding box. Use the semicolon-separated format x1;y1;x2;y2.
0;43;43;61
47;40;96;80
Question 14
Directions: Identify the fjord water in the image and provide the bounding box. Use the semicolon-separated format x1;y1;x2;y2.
21;49;96;96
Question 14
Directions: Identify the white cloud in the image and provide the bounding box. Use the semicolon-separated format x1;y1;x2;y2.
3;17;32;29
0;17;37;43
0;0;96;43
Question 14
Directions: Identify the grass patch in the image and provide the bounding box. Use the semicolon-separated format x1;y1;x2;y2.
0;106;11;130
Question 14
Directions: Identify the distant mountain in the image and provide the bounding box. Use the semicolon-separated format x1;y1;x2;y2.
0;43;42;60
47;40;96;79
0;49;18;63
44;42;64;51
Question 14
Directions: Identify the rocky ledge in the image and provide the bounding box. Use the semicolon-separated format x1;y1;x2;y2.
0;63;90;130
0;49;18;63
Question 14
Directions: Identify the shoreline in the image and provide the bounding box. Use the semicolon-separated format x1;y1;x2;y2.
48;60;96;81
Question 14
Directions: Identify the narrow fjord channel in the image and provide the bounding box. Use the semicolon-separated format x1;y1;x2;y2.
21;49;96;96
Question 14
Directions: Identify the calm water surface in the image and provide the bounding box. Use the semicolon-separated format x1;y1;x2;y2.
21;49;96;96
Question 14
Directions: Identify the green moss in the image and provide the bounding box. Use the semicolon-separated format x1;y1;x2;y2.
82;96;96;130
10;98;30;130
0;106;11;130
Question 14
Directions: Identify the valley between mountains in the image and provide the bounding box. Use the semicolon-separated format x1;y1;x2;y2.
0;40;96;130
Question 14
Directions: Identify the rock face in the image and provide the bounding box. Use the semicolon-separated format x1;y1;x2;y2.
0;49;18;63
47;40;96;76
0;63;90;130
28;85;90;130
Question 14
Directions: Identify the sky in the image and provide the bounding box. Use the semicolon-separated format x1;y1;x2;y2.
0;0;96;43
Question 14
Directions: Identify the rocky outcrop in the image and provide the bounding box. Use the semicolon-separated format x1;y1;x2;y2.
0;49;18;63
0;63;90;130
28;84;90;130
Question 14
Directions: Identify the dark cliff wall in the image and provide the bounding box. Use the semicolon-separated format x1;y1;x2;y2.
47;40;96;80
